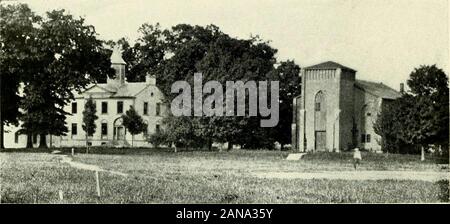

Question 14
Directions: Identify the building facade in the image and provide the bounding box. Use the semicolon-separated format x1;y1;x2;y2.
291;61;402;152
4;49;167;148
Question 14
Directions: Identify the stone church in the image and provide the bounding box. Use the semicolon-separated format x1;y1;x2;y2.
291;61;402;152
4;48;167;148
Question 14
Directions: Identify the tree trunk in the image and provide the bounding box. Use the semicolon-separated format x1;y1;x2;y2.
227;142;232;151
131;135;134;147
421;146;425;161
208;138;212;151
86;134;88;154
26;134;33;148
39;134;47;148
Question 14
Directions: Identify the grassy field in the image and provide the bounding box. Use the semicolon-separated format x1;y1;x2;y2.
0;148;448;203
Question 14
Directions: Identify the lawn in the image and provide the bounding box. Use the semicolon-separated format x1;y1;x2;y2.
0;148;448;203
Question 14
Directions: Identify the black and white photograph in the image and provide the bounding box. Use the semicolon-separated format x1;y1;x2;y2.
0;0;449;208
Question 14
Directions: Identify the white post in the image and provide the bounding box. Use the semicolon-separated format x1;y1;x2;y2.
95;171;101;198
421;146;425;161
71;148;74;156
59;190;64;201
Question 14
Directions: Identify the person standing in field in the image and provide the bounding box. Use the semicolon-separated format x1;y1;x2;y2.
353;148;362;170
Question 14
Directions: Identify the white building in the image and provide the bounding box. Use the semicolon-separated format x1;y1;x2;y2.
4;49;167;148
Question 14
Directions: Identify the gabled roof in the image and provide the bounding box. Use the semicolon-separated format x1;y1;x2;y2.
107;82;149;97
83;84;115;93
355;80;401;100
74;82;151;98
305;61;356;72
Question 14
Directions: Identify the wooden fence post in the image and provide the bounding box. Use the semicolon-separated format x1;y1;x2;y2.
95;171;101;198
59;190;64;201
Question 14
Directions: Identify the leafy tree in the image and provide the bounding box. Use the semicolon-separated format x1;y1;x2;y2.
162;115;205;151
0;74;21;149
374;100;410;153
113;23;298;150
122;106;147;147
374;65;448;160
406;65;449;146
107;24;166;82
148;129;169;149
82;97;98;148
159;26;278;149
0;4;39;148
399;65;449;160
1;4;115;148
266;60;301;149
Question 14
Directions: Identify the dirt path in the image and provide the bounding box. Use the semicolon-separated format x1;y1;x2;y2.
59;155;128;177
254;170;450;182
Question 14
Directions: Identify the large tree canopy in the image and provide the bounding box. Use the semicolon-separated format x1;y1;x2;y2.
266;61;301;148
112;23;301;150
0;4;40;148
1;4;114;148
375;65;449;157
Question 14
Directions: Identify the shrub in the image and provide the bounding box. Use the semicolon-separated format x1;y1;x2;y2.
148;130;169;148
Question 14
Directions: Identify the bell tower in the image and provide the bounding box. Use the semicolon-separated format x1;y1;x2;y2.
296;61;356;152
108;46;126;86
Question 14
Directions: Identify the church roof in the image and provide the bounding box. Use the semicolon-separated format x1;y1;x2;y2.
305;61;356;72
355;80;401;100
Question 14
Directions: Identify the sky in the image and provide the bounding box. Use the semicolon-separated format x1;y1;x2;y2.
10;0;450;90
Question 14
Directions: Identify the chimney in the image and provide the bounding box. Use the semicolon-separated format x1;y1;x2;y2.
400;83;404;93
146;73;156;85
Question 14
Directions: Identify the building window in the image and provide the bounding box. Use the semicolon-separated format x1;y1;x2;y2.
72;123;78;135
143;102;148;115
72;102;77;114
101;102;108;114
367;112;371;116
32;134;38;143
366;134;371;143
361;134;366;143
150;92;154;97
101;123;108;136
117;101;123;114
14;132;19;143
156;124;161;134
156;103;161;116
315;103;321;111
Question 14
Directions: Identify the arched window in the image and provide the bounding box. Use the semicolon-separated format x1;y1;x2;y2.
315;91;325;111
113;117;125;140
314;91;326;131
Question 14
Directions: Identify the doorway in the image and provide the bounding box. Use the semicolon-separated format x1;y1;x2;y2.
116;126;125;140
315;131;326;151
